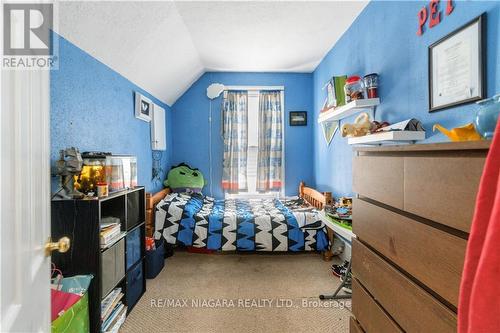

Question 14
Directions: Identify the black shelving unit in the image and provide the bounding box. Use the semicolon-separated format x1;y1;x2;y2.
51;187;146;333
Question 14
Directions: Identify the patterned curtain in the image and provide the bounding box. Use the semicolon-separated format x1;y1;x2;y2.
221;91;248;192
257;91;283;192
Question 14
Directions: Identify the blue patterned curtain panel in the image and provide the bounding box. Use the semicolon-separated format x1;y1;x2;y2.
221;91;248;192
257;91;283;192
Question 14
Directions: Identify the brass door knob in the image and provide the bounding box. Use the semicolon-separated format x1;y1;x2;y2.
45;237;71;256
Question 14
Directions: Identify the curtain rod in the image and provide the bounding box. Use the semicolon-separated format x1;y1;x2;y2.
224;85;284;91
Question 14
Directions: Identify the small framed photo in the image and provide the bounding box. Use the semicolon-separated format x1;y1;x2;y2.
289;111;307;126
428;14;485;112
135;92;152;122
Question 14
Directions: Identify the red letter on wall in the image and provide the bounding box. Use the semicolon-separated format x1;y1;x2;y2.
446;0;454;15
429;0;441;28
417;6;428;36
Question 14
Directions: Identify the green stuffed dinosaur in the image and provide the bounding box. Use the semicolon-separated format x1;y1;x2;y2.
164;163;207;193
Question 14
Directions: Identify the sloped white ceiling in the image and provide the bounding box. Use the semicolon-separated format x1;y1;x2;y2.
56;1;368;106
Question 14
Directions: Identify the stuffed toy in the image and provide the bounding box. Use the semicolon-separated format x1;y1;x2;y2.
164;163;207;193
341;112;372;137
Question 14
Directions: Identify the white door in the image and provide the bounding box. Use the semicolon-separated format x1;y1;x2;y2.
0;67;52;331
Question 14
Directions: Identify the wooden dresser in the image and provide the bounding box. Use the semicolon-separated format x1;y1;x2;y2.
350;141;490;333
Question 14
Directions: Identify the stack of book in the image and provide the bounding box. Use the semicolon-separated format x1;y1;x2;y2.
100;217;122;248
101;288;126;333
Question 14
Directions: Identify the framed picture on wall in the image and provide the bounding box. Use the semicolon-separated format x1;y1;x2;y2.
135;92;152;122
428;14;485;112
289;111;307;126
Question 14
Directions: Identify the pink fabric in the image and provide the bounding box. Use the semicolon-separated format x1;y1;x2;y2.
458;118;500;333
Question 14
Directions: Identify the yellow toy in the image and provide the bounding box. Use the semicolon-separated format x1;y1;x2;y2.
432;123;482;142
341;112;372;137
336;197;352;209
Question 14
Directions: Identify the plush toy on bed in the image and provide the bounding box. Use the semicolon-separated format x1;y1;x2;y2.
164;163;207;193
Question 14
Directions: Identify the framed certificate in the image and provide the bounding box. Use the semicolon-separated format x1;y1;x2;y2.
289;111;307;126
428;14;485;112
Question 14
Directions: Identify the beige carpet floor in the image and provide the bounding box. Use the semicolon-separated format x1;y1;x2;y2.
121;251;351;333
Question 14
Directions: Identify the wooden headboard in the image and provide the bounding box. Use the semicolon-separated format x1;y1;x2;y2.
299;181;333;209
145;188;170;237
145;182;333;237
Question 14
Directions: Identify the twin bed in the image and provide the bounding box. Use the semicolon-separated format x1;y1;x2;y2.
145;182;334;257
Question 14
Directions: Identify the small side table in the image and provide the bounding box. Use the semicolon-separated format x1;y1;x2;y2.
318;211;356;300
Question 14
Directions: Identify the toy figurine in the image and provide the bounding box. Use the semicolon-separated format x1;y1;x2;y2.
341;112;372;137
336;197;353;209
325;196;353;221
370;120;390;133
433;123;482;142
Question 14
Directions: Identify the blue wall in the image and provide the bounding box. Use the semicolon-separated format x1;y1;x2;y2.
313;0;500;198
172;72;314;199
51;34;173;193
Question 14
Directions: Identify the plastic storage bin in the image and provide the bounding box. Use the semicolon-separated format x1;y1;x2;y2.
145;240;165;279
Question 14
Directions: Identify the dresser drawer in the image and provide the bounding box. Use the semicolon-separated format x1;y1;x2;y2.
404;156;484;232
350;317;364;333
353;198;466;307
353;156;404;209
352;278;402;333
352;239;456;332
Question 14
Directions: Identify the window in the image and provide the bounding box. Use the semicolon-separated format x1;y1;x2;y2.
246;90;260;195
225;87;284;199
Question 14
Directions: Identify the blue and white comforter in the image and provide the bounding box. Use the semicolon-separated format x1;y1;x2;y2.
154;193;329;252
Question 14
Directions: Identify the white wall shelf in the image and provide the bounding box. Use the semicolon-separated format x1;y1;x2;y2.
347;131;426;145
317;98;380;123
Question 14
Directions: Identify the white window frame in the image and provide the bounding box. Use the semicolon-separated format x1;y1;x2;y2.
224;86;285;199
